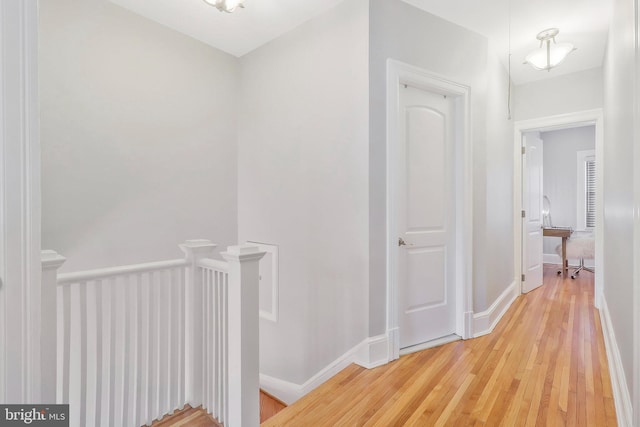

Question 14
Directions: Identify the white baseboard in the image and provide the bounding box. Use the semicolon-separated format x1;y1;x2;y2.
260;333;390;405
473;280;519;338
355;333;390;369
259;374;301;406
599;295;633;427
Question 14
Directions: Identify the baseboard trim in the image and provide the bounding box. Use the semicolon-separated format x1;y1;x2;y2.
599;295;633;427
259;374;301;406
543;253;595;268
355;333;390;369
472;280;518;338
260;334;390;405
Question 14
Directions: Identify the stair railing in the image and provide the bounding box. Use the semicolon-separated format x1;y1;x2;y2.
41;240;264;427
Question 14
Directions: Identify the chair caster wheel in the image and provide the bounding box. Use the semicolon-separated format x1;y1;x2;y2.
557;271;562;275
571;275;576;279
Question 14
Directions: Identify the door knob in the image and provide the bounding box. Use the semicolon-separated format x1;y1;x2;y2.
399;237;407;247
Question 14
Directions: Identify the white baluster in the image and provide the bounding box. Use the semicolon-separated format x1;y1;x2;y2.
128;274;140;426
86;282;98;426
141;273;151;426
170;268;179;412
96;281;104;426
79;284;88;425
150;272;159;421
179;240;216;408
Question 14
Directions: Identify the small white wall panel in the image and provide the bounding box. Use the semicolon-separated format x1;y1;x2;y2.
248;242;279;322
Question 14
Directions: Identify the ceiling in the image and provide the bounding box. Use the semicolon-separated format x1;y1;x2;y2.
109;0;611;85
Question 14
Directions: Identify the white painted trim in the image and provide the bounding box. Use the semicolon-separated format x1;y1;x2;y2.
600;296;633;427
543;253;595;269
633;3;640;425
259;374;302;406
472;281;519;338
354;334;390;369
0;0;41;404
260;335;388;405
386;60;473;361
513;109;604;309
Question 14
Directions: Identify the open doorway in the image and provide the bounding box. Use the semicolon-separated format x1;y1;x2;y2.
521;125;596;293
514;110;604;308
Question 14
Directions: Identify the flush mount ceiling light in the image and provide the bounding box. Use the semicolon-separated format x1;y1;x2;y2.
524;28;575;71
203;0;245;13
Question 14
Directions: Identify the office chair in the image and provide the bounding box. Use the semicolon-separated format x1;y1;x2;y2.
556;231;595;279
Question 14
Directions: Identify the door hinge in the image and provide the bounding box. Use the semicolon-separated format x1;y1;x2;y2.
521;274;526;282
521;146;526;155
521;210;526;218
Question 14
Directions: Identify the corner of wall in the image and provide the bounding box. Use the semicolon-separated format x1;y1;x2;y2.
472;280;519;338
260;334;390;405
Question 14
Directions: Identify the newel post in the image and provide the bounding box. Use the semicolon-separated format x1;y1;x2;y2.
180;239;217;407
40;250;66;403
222;245;265;427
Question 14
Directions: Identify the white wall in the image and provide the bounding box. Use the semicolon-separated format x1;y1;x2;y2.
238;0;370;384
514;68;603;121
484;52;516;310
602;0;636;408
40;0;239;272
540;126;595;256
369;0;515;325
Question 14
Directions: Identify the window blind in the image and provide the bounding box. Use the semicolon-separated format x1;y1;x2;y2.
585;159;596;228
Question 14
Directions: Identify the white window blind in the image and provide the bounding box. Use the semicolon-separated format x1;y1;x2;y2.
585;159;596;228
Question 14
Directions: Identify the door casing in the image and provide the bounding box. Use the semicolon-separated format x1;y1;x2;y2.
386;59;473;361
513;110;604;308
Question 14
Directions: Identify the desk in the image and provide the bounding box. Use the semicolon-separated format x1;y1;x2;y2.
543;227;572;277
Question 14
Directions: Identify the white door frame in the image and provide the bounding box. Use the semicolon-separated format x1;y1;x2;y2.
513;109;604;308
386;59;473;361
0;0;43;403
634;7;640;425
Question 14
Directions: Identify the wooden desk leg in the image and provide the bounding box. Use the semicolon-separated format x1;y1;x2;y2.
562;237;568;277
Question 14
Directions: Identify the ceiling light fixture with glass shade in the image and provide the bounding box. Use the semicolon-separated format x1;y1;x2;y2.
524;28;576;71
203;0;245;13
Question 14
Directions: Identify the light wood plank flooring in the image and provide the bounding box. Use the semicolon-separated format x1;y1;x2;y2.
151;405;221;427
151;391;286;426
263;264;617;426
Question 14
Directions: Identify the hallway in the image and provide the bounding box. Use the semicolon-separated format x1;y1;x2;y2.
263;265;616;426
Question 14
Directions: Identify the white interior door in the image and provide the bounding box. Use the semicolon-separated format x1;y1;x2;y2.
397;85;456;349
522;133;544;293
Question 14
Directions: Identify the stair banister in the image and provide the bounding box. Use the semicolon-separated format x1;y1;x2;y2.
222;245;265;427
40;250;66;404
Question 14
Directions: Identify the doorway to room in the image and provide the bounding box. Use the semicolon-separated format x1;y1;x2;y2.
514;110;603;307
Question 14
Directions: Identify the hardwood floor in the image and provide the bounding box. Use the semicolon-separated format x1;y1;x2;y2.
151;405;221;427
261;390;287;423
263;265;617;426
149;391;286;426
